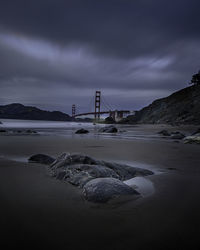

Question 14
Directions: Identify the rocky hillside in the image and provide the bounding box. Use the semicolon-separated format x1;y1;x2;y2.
124;84;200;125
0;103;72;121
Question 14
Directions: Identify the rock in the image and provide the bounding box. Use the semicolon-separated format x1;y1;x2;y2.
75;128;89;134
49;153;154;185
0;129;7;132
29;152;154;203
61;164;119;188
83;177;140;203
0;121;2;124
104;116;116;124
29;154;55;165
170;132;185;139
99;125;118;133
191;128;200;135
50;153;99;170
26;129;37;134
183;134;200;144
158;130;171;136
101;161;153;180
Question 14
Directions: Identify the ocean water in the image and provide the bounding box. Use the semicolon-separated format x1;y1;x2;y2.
0;118;166;141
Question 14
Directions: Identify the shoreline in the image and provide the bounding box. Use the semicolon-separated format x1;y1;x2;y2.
0;125;200;249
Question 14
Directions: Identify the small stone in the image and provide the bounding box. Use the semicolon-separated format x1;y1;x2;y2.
75;128;89;134
158;130;171;136
28;154;55;165
99;125;118;133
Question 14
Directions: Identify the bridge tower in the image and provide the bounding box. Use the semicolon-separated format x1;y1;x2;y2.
94;91;101;121
72;104;76;118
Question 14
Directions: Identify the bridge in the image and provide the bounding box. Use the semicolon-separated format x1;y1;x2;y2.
72;91;134;122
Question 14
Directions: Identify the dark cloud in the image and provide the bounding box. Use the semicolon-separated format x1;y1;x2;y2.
0;0;200;114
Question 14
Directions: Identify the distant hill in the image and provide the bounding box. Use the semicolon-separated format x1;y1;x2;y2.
0;103;72;121
123;84;200;125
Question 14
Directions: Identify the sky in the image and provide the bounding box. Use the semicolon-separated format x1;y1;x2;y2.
0;0;200;115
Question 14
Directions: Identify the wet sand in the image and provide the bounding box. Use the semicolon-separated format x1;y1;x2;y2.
0;126;200;249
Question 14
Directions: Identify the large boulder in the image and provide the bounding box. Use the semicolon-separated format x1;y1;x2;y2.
75;128;89;134
99;125;118;133
54;164;119;188
28;154;55;165
83;177;140;203
29;153;154;203
49;153;154;182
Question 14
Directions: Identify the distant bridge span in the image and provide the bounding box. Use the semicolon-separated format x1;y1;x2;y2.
74;110;130;118
72;91;134;121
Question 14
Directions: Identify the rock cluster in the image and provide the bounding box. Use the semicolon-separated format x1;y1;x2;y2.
157;128;200;145
28;153;153;203
158;130;185;139
0;129;38;135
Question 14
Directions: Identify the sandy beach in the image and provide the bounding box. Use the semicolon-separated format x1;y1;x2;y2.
0;123;200;249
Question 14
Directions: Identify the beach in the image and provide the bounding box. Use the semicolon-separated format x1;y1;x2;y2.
0;121;200;249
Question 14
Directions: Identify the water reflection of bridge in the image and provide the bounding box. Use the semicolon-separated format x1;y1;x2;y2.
72;91;135;121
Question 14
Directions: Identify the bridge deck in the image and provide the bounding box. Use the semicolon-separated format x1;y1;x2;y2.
74;110;130;117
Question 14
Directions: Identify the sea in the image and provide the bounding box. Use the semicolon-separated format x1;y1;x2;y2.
0;118;169;141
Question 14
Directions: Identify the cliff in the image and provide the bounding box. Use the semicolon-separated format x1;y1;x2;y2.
124;85;200;125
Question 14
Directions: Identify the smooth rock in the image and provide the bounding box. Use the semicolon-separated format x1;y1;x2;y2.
83;177;140;203
29;154;55;165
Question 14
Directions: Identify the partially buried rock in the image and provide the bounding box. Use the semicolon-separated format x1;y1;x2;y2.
99;125;118;133
0;129;7;132
29;154;55;165
83;177;140;203
75;128;89;134
170;132;185;139
158;130;171;136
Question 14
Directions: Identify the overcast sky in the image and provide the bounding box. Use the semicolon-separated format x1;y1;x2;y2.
0;0;200;114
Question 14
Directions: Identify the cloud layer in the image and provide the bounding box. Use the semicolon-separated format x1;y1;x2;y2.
0;0;200;114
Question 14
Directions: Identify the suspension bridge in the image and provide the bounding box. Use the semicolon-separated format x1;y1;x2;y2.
72;91;135;122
